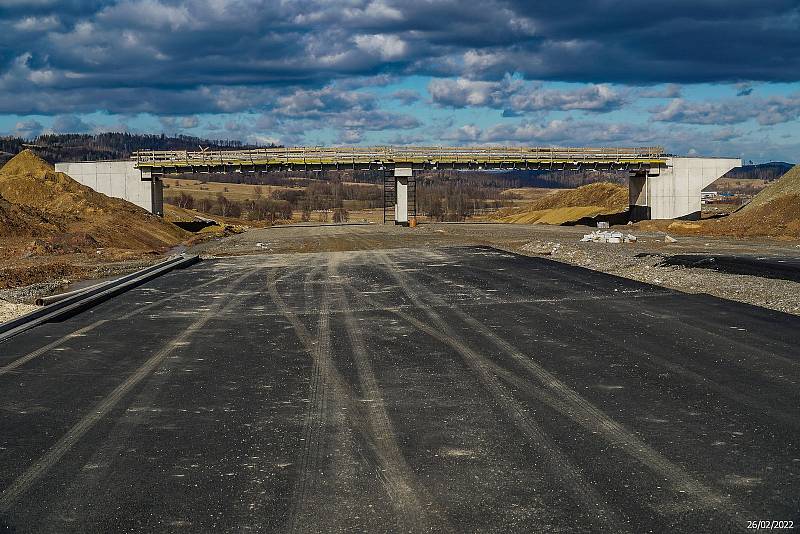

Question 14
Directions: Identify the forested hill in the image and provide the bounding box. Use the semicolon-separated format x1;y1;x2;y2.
0;133;269;166
723;162;794;181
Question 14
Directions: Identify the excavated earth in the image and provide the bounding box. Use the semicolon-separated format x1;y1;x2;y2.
0;151;189;312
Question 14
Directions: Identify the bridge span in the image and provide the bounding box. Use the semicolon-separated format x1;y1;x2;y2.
55;146;740;222
132;146;668;172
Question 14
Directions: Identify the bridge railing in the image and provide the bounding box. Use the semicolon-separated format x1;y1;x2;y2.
133;146;666;166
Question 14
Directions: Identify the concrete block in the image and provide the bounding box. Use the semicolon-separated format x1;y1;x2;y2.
55;161;156;213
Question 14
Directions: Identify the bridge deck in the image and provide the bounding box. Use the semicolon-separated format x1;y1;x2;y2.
133;146;667;172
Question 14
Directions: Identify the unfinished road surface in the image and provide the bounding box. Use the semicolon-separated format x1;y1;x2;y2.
1;246;798;533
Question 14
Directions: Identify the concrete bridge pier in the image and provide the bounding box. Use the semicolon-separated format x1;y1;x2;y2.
394;167;412;225
629;157;741;220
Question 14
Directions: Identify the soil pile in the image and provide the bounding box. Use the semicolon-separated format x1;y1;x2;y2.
739;164;800;212
719;193;800;237
0;193;59;238
0;150;187;251
489;182;628;225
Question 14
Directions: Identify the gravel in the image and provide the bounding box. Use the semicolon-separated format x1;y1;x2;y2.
507;237;800;316
0;299;38;323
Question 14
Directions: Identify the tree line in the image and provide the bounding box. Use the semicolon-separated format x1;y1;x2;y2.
0;133;274;166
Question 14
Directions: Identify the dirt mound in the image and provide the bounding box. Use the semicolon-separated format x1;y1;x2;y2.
740;164;800;212
0;150;187;251
527;182;628;211
0;193;60;238
489;182;628;225
718;194;800;238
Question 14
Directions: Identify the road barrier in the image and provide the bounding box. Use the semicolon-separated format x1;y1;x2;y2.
0;254;200;343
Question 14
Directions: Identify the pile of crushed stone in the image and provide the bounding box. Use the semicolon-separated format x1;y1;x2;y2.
489;182;629;225
0;150;187;252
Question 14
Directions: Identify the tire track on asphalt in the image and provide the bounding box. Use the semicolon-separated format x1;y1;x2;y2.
379;249;751;529
0;270;255;512
460;251;800;378
0;268;237;378
269;256;447;533
0;320;108;378
419;258;800;429
366;250;632;533
302;264;323;316
328;253;445;533
37;264;304;531
274;262;331;534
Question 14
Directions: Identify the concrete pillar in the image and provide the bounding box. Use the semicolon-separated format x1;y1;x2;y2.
151;178;164;216
395;167;412;225
629;157;741;220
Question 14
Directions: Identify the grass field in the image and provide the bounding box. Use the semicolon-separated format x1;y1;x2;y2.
162;178;298;202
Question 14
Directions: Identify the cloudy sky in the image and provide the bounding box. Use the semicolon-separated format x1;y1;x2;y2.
1;0;799;161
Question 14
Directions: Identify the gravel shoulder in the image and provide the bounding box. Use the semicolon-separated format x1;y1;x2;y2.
0;300;37;323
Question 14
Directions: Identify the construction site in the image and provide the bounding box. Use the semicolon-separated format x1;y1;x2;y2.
0;147;799;532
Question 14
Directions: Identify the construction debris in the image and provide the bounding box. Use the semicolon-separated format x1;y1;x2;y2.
581;230;637;244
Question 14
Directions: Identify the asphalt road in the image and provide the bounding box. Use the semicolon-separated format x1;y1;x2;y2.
657;254;800;283
1;246;798;533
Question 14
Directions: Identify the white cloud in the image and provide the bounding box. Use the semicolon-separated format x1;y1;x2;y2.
13;15;60;31
354;34;407;60
652;94;800;126
429;76;626;113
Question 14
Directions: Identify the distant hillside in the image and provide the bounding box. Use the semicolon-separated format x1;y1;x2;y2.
723;162;794;181
0;133;274;167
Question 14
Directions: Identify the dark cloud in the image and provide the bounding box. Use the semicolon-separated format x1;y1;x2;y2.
736;83;754;97
0;0;798;160
0;0;796;118
501;1;800;83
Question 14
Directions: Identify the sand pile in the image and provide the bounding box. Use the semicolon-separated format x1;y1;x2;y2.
490;182;628;225
0;150;187;251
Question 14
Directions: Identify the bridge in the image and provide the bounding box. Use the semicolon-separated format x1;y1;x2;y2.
54;146;741;222
131;146;668;172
